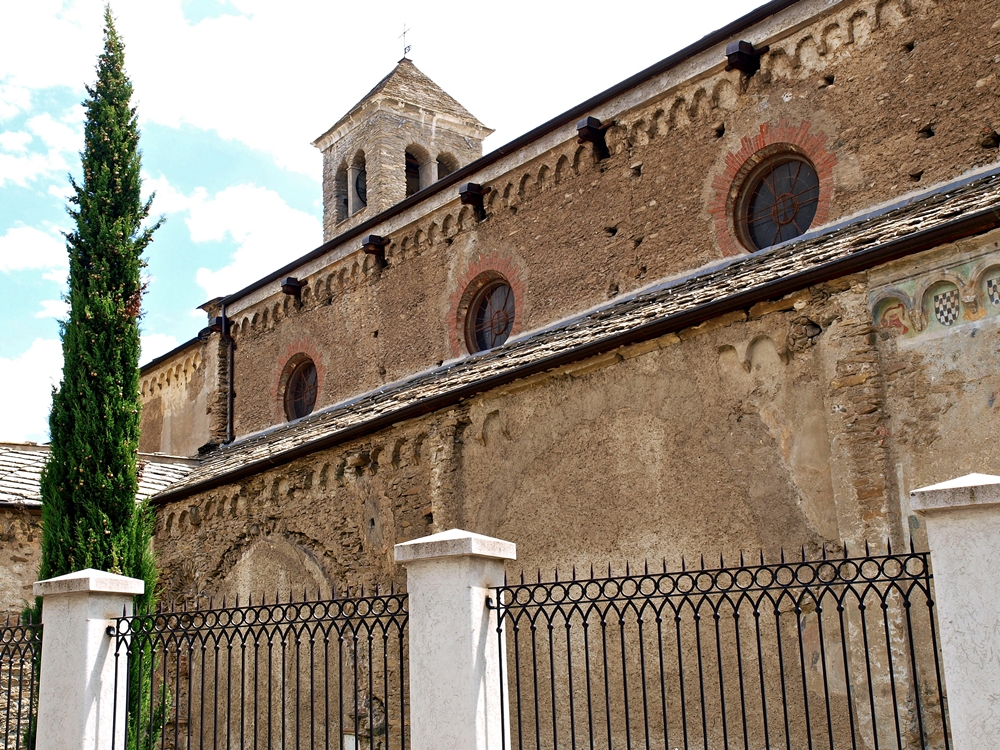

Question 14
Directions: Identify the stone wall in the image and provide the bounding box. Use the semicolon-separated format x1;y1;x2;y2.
0;505;41;617
220;0;1000;441
151;258;955;603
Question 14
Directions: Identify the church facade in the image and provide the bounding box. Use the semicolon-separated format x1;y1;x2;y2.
5;0;1000;611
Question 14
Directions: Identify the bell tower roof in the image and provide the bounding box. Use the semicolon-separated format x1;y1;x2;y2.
312;59;492;151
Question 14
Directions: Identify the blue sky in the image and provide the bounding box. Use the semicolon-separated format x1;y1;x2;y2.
0;0;766;443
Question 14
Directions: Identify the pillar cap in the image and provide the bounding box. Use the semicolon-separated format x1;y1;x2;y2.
910;473;1000;513
394;528;516;564
33;568;145;598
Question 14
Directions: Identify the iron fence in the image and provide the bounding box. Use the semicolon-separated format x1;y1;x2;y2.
110;589;408;750
492;544;950;750
0;613;40;750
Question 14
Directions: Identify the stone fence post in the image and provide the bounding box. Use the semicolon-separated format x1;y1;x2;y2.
33;568;144;750
911;473;1000;748
395;528;515;750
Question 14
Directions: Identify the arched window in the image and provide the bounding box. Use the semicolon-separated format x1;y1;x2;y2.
282;356;318;420
349;150;367;215
465;277;515;353
405;144;431;197
437;152;458;180
405;151;421;197
334;161;348;223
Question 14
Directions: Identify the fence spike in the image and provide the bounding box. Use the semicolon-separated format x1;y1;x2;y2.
886;537;893;555
720;553;725;568
625;560;631;576
590;564;594;579
681;556;687;572
700;554;705;571
865;539;871;556
780;547;786;564
801;545;806;562
662;557;667;574
759;549;765;565
843;541;849;558
822;543;827;560
554;567;559;583
520;570;525;585
740;550;746;567
209;595;214;610
572;565;577;581
644;559;649;575
537;568;541;584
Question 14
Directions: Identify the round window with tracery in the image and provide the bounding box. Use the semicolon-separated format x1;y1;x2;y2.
284;357;318;420
466;280;515;353
737;154;820;251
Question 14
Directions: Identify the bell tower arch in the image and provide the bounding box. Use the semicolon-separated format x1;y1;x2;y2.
312;58;493;240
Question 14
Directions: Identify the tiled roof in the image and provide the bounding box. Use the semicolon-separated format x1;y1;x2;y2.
0;443;197;509
158;168;1000;500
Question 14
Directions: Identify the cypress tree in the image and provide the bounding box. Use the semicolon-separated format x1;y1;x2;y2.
38;6;160;612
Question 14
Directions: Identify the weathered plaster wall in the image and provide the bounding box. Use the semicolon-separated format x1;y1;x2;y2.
0;506;41;617
225;0;1000;439
871;229;1000;545
139;338;224;457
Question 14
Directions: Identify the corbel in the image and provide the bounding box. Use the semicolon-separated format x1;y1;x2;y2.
361;234;390;268
724;40;769;76
280;276;306;299
459;182;491;221
576;116;611;160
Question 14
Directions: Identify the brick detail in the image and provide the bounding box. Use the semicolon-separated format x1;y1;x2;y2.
447;252;526;357
709;119;837;257
271;338;327;423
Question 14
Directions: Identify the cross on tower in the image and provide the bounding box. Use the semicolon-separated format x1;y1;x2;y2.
400;24;411;57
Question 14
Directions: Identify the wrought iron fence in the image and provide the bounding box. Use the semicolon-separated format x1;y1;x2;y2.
0;613;40;750
492;545;950;750
110;588;408;750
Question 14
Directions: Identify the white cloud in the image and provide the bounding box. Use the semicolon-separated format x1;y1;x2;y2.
0;131;32;153
0;225;67;273
142;174;321;298
140;333;179;363
0;338;62;443
191;184;322;297
35;298;68;319
0;83;32;122
27;113;81;154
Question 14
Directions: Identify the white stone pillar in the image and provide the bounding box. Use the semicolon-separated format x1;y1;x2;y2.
33;568;145;750
395;529;515;750
911;473;1000;748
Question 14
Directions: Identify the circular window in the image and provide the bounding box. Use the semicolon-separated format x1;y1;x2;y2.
737;155;819;251
466;280;515;353
284;358;318;420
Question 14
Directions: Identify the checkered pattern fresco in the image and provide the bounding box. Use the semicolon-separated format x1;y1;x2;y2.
988;277;1000;308
934;288;960;326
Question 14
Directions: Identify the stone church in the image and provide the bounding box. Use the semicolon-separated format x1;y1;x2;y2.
4;0;1000;612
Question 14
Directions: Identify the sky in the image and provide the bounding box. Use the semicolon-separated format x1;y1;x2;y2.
0;0;768;443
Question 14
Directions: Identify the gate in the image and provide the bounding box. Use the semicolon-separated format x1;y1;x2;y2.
492;545;950;750
109;588;408;750
0;614;40;750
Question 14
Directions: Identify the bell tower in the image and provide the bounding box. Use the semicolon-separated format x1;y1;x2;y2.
312;59;493;241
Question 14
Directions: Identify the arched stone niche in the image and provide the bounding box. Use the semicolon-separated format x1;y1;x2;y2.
218;535;331;603
874;295;912;337
922;280;962;330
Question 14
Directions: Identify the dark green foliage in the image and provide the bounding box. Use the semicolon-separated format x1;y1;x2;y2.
38;6;160;608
